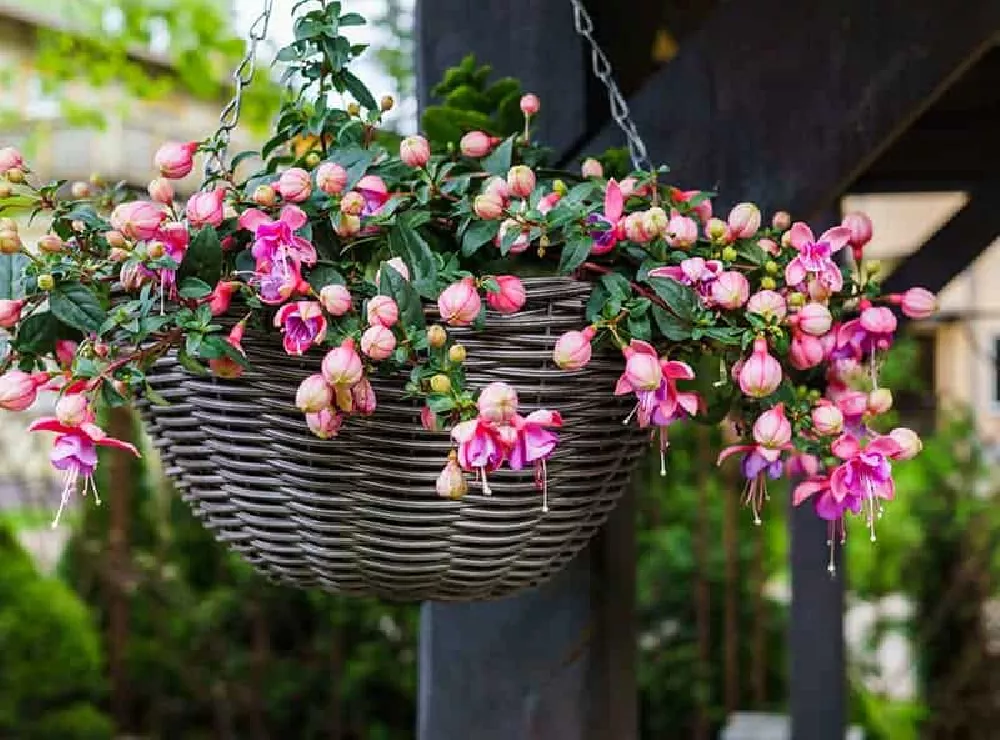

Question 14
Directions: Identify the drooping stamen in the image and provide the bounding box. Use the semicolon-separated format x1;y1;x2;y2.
540;459;549;513
52;466;78;528
622;402;639;426
480;467;492;496
742;474;766;526
659;428;668;477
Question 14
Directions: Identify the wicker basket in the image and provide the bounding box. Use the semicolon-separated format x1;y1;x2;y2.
140;278;648;600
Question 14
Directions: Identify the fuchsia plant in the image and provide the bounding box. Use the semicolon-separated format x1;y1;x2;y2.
0;2;934;559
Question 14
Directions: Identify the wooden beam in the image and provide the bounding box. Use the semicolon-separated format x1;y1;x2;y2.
564;0;1000;217
882;182;1000;295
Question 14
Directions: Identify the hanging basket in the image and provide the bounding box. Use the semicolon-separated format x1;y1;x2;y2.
140;278;647;600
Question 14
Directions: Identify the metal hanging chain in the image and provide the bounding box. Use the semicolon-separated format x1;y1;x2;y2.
568;0;652;172
202;0;276;184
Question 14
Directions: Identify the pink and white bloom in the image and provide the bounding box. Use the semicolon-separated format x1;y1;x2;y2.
316;162;348;195
581;158;604;178
55;394;89;426
477;381;518;424
507;165;536;198
154;141;197;179
0;146;24;173
520;93;541;116
588;179;624;255
486;275;525;314
319;284;352;316
296;374;333;413
665;214;699;249
789;332;824;370
239;205;317;268
147;178;175;204
306;408;343;439
474;193;505;220
496;219;530;254
828;433;903;541
836;305;897;360
739;338;782;398
811;402;844;435
400;135;431;168
356;174;389;217
717;404;793;524
0;370;40;411
895;287;936;320
746;290;787;321
185;189;226;228
727;202;761;239
209;281;238;316
648;257;723;304
367;295;399;327
451;418;506;493
438;278;481;326
889;427;922;460
0;298;25;328
553;328;594;370
277;167;312;202
321;340;363;387
351;377;377;416
360;324;396;360
507;409;562;511
711;271;750;309
796;302;833;336
784;222;851;291
274;301;327;356
460;131;496;158
110;201;165;242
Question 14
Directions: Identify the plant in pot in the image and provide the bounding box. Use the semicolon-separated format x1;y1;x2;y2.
0;1;934;599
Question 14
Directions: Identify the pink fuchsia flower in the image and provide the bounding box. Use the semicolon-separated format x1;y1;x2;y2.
340;191;365;216
829;433;903;541
616;340;662;393
648;257;723;304
836;305;897;359
507;409;562;511
319;284;352;316
274;301;327;356
739;338;782;398
727;202;761;239
484;176;511;203
796;302;832;336
786;452;820;478
239;205;317;268
0;370;40;411
789;332;824;370
360;324;396;360
437;455;468;499
277;167;312;202
746;290;787;321
208;281;238;316
581;158;604;178
0;146;23;172
366;295;399;327
892;287;936;320
29;415;139;526
460;131;496;158
711;271;750;309
451;418;506;493
474;193;505;220
889;427;922;460
351;377;377;416
208;322;247;378
356;175;389;217
110;201;166;242
316;162;348;195
588;179;624;255
306;407;343;439
553;327;595;370
507;165;536;198
486;275;526;314
841;211;873;261
623;213;653;244
520;93;540;116
147;178;174;204
400;135;431;168
718;404;793;524
438;278;482;326
296;374;333;413
669;188;713;224
0;298;24;328
154;141;197;179
665;214;699;249
834;390;869;435
478;381;518;424
784;222;851;291
186;189;226;228
811;401;844;435
538;191;562;216
55;394;89;426
375;257;410;284
321;339;363;387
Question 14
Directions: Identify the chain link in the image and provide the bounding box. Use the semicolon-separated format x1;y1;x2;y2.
202;0;276;185
568;0;651;172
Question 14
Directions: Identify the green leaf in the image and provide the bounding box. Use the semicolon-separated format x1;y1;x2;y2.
586;284;609;323
178;277;213;299
703;327;743;346
199;335;250;368
307;263;346;291
16;311;62;354
646;277;700;321
338;12;366;26
326;145;378;190
600;273;633;302
480;135;515;176
652;306;693;342
49;283;107;333
558;237;592;275
379;263;425;330
144;382;170;407
0;253;27;300
627;313;651;341
427;395;456;413
388;223;437;286
178;227;223;285
340;69;377;111
177;346;208;376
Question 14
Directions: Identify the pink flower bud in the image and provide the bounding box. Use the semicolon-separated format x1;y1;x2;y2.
889;427;922;460
836;390;868;419
319;284;352;316
306;407;343;439
0;146;24;173
642;207;668;239
711;271;750;309
860;306;897;336
473;193;505;220
316;162;348;195
375;257;410;285
110;201;165;242
147;177;175;204
772;210;791;231
321;340;363;386
340;191;365;216
38;234;64;254
486;275;525;314
811;402;844;435
625;352;662;392
484;176;510;202
277;167;312;202
752;403;791;447
899;287;936;320
0;370;38;411
747;290;787;321
154;141;197;179
478;381;518;423
727;202;761;239
739;337;782;397
553;330;593;370
867;388;893;415
437;458;468;499
0;298;24;328
460;131;495;158
581;158;604;178
520;93;541;116
55;340;77;368
438;278;482;326
55;393;89;426
185;189;226;228
209;281;237;316
796;302;832;336
366;295;399;328
507;165;536;198
619;177;638;198
841;211;873;249
351;377;377;416
706;217;731;243
335;214;361;238
400;135;431;168
624;213;652;244
666;215;698;248
360;324;396;360
758;238;780;256
789;332;824;370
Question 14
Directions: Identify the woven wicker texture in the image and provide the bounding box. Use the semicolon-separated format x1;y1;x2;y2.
141;278;648;600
